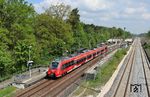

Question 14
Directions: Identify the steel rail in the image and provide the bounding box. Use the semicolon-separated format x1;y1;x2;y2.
123;46;136;97
15;45;118;97
15;79;54;97
29;45;117;97
140;45;150;97
35;55;101;97
113;44;135;97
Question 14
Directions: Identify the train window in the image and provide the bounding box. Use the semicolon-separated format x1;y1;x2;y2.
68;62;70;66
77;60;80;64
76;57;86;64
77;59;81;64
66;63;69;67
74;60;77;64
68;62;71;66
51;62;59;69
87;55;92;59
62;65;65;69
63;63;68;69
71;61;74;65
63;61;74;69
93;53;96;56
81;58;83;62
82;58;84;61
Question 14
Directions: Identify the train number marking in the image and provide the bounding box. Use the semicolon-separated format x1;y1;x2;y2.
130;84;142;93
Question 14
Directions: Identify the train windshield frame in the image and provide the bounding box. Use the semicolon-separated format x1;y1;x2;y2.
51;62;59;69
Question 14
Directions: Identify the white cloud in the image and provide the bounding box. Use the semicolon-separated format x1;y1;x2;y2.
34;0;72;13
124;8;136;14
32;0;150;34
124;7;147;15
34;0;113;13
77;0;112;11
142;13;150;19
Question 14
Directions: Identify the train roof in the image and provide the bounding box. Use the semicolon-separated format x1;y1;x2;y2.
52;45;108;63
54;56;73;62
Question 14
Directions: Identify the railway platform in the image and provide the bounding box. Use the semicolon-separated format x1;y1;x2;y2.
10;67;47;89
0;68;47;89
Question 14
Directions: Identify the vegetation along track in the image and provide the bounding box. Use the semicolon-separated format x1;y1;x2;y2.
143;48;150;70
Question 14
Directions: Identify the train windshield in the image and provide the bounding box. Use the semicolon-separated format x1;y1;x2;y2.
51;62;59;69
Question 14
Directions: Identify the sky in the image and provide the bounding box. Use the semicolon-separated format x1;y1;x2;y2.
27;0;150;34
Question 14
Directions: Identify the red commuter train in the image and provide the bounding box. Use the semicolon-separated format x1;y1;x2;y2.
46;45;108;78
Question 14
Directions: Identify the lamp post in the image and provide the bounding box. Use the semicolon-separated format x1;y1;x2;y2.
29;46;32;61
124;27;126;40
63;42;66;56
28;46;32;77
89;39;92;49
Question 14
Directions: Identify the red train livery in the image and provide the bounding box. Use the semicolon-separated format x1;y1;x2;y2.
46;45;108;78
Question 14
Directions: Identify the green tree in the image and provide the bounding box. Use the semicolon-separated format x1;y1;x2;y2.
67;8;80;30
0;28;11;47
67;8;89;49
45;3;71;20
0;0;37;74
34;13;74;58
0;1;133;80
147;30;150;37
0;47;13;77
0;0;35;49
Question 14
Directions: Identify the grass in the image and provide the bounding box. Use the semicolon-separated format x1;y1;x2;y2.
71;48;128;96
0;86;16;97
88;48;127;88
72;81;89;96
143;43;150;60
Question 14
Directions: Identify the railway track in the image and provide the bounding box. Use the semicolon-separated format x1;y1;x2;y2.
112;41;136;97
110;38;150;97
15;44;119;97
15;79;54;97
32;55;101;97
140;43;150;97
15;49;108;97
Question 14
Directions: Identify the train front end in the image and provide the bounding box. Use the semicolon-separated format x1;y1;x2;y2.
46;61;62;78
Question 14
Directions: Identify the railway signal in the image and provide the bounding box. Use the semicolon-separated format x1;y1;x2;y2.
27;61;33;77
